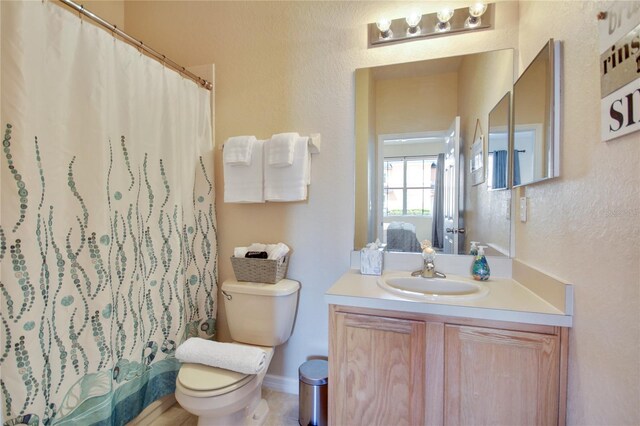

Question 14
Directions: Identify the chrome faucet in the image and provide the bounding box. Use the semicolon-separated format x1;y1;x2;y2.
411;258;447;279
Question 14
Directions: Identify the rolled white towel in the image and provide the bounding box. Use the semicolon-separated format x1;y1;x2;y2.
247;243;267;252
175;338;266;375
267;243;290;260
234;247;248;258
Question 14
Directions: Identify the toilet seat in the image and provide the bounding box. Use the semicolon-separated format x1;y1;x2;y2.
177;363;255;397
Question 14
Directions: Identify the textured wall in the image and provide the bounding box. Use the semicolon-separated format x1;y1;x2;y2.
123;3;640;424
515;2;639;424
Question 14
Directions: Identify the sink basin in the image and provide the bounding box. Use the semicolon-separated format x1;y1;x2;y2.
378;274;489;301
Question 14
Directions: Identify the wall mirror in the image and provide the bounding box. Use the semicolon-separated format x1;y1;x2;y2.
487;93;511;190
512;39;561;187
354;49;514;256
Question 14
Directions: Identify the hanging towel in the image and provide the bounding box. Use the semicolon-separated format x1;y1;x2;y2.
176;338;266;375
223;136;257;166
224;139;265;203
267;133;298;167
264;136;310;202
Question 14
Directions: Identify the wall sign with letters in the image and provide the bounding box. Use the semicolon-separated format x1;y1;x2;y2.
599;2;640;142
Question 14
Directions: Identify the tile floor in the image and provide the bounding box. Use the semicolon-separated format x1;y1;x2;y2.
152;388;299;426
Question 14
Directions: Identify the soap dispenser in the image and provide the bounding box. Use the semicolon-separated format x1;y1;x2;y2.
471;245;490;281
469;241;479;256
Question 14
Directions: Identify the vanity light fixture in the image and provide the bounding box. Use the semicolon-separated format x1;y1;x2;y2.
436;8;454;32
368;3;494;48
405;11;422;36
376;18;393;39
465;2;488;28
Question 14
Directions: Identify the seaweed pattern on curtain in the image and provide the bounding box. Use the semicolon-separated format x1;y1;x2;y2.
0;123;217;425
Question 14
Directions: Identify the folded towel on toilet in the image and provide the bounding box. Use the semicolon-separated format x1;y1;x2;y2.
176;337;266;375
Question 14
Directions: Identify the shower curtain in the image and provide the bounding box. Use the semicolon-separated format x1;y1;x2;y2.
1;2;217;425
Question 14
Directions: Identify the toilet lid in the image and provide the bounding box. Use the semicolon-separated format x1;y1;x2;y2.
178;363;253;393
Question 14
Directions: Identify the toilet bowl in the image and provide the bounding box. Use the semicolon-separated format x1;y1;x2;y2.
175;279;300;426
175;346;274;426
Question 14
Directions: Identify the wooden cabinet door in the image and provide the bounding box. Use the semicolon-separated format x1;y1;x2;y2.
329;311;426;426
445;325;560;426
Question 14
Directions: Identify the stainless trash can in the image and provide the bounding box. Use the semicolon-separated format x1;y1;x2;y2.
298;359;328;426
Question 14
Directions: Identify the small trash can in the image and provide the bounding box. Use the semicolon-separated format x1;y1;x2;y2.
298;359;328;426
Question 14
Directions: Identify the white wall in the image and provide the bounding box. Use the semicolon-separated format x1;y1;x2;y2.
124;1;639;423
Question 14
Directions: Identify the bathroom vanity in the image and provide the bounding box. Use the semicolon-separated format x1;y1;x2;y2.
326;258;572;426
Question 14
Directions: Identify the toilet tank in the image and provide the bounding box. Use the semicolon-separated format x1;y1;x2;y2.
222;279;300;346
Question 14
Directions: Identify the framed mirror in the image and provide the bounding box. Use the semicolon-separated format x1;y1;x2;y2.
487;93;511;190
354;49;514;256
512;39;561;187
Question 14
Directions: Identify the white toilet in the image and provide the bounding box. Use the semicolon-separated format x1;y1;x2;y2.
175;278;300;426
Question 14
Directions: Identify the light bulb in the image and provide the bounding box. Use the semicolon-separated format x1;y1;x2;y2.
376;18;392;39
469;2;487;17
466;2;487;28
405;11;422;35
436;8;454;32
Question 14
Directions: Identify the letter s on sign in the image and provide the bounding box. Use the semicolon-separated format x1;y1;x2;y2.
609;98;625;131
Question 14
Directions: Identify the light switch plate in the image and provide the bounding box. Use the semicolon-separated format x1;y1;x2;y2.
520;197;527;222
505;201;511;220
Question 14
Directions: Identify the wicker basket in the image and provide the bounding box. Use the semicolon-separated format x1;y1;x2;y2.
230;255;289;284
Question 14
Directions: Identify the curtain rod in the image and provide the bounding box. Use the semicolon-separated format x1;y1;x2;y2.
56;0;213;91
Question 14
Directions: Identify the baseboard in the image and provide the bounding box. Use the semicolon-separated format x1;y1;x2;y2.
128;394;176;426
263;373;298;395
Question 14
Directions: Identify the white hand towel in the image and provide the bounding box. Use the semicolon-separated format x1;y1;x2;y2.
224;139;264;203
175;338;266;375
267;133;298;167
265;137;310;202
223;136;257;166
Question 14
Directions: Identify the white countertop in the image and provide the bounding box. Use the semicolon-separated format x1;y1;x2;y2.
325;269;573;327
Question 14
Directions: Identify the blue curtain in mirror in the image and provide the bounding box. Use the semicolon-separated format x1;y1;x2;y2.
492;150;508;189
431;154;445;249
513;150;522;186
